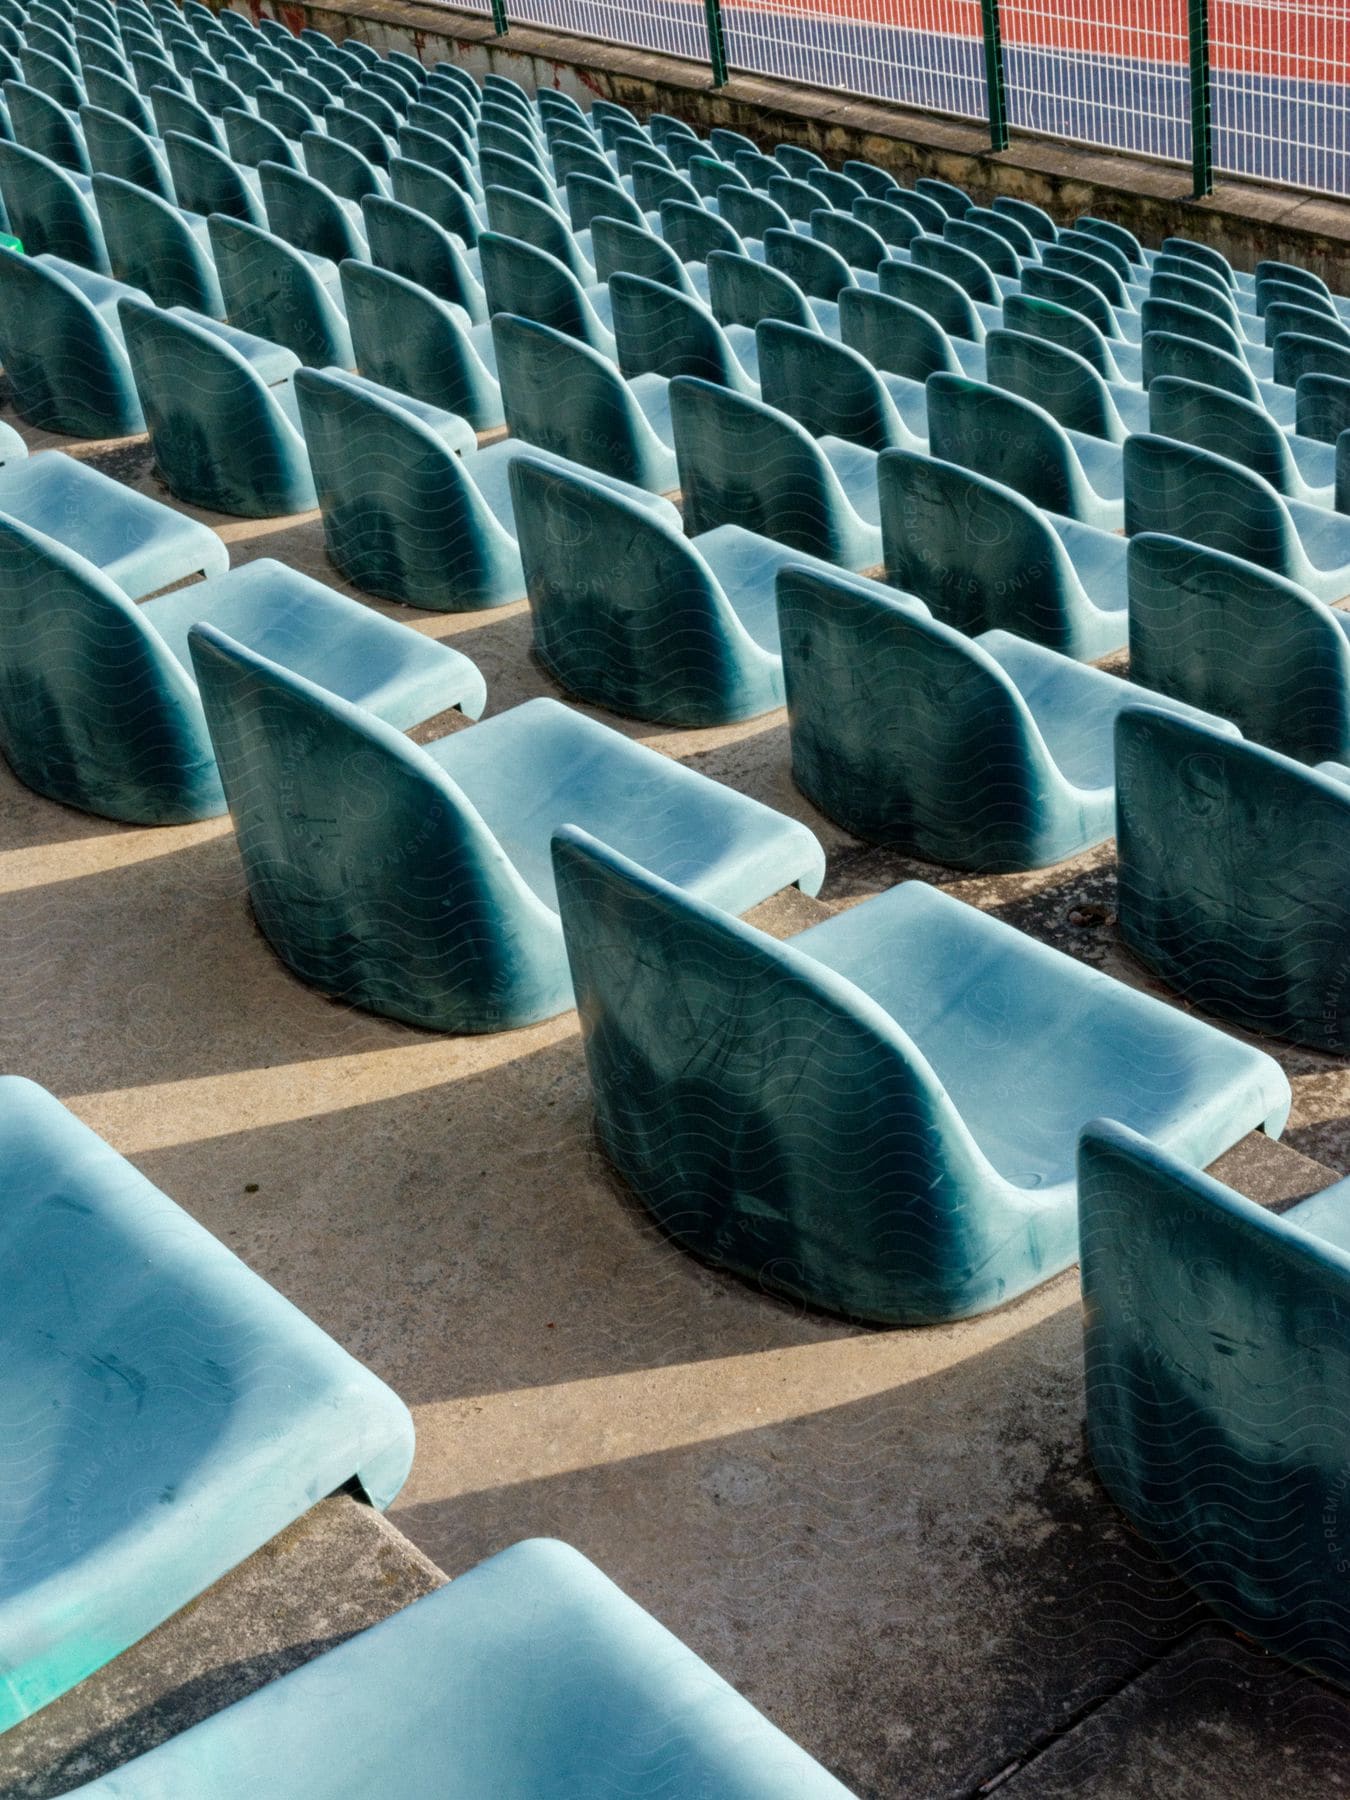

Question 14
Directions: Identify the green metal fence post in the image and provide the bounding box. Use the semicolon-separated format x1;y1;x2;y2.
979;0;1008;153
1187;0;1213;195
703;0;729;88
489;0;509;35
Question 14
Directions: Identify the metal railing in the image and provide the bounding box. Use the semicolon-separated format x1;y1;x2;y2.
478;0;1350;199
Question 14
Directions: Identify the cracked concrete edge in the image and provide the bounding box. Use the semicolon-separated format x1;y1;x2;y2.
249;0;1350;284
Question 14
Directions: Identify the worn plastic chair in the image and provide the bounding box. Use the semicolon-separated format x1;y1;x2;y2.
755;317;925;450
65;1537;853;1799
1080;1118;1350;1688
479;229;615;354
80;99;172;199
339;258;501;430
260;157;367;263
492;312;676;493
707;246;835;336
92;171;224;314
984;327;1146;441
778;563;1219;868
508;453;860;724
1147;374;1335;505
6;76;90;172
672;375;883;568
1002;290;1137;385
1116;708;1350;1049
610;270;759;393
483;179;594;282
164;127;264;222
190;626;822;1032
0;1076;415;1733
877;448;1128;658
0;517;483;822
590;211;705;301
0;248;145;435
209;213;354;369
119;298;318;516
1124;433;1350;602
877;258;990;343
361;191;485;319
0;139;107;266
1127;531;1350;763
835;288;974;387
554;825;1286;1325
926;373;1124;529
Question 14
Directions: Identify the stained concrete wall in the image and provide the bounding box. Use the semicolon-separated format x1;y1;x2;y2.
256;0;1350;284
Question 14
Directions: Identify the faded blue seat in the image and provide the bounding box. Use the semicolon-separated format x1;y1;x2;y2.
67;1538;853;1799
1080;1119;1350;1689
755;317;925;449
1147;375;1336;505
478;229;614;355
0;248;143;434
341;258;500;429
1127;531;1350;762
1116;707;1350;1048
1143;326;1296;427
483;179;595;282
492;313;676;493
1003;290;1139;385
926;373;1124;529
6;76;90;172
590;212;706;302
510;453;859;724
295;366;665;609
778;563;1218;868
361;192;486;321
80;100;173;197
0;139;107;266
671;375;882;569
302;128;384;202
150;83;225;151
119;298;318;516
260;156;368;262
223;104;298;171
877;257;993;343
0;1076;414;1732
0;448;224;597
984;328;1147;440
1124;433;1350;602
878;448;1128;658
164;126;265;222
209;213;354;368
1296;371;1350;447
707;245;838;336
190;626;823;1032
92;173;225;314
0;520;483;822
554;826;1287;1325
565;167;646;232
610;270;759;394
836;287;978;383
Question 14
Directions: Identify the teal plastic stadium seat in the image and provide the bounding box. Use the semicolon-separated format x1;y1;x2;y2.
926;373;1124;529
151;83;225;150
225;105;299;170
1265;298;1350;354
85;65;155;131
1079;1120;1350;1687
915;175;970;216
1275;331;1350;391
565;168;645;231
590;213;702;300
302;128;385;200
209;214;354;369
0;1076;414;1731
812;208;889;274
878;448;1128;658
119;299;317;516
81;101;173;196
1128;531;1350;762
554;827;1286;1324
775;142;826;177
755;317;924;450
762;226;858;308
0;139;107;266
262;158;368;263
706;247;822;334
510;453;811;724
809;167;865;210
478;230;614;356
93;173;225;314
777;563;1217;868
1002;291;1136;384
0;248;142;434
984;328;1142;441
1116;708;1350;1048
1022;263;1129;346
0;521;483;821
17;45;85;110
995;194;1058;242
164;127;264;222
856;190;938;240
610;271;759;393
190;627;823;1032
7;77;91;172
1123;433;1350;602
484;180;594;283
844;156;900;197
1147;375;1334;504
258;85;319;140
357;197;482;321
324;103;392;168
671;375;883;568
1296;371;1350;446
837;287;970;383
492;313;676;493
388;154;480;245
877;258;986;342
946;213;1025;277
341;258;502;430
1141;329;1293;425
911;233;1002;306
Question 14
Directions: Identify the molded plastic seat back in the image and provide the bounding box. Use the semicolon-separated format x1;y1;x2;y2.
479;230;611;352
911;233;1000;305
1127;531;1350;763
927;373;1095;519
0;139;107;266
388;154;479;244
165;127;263;222
1002;292;1115;378
763;225;853;302
6;77;90;172
877;257;981;340
80;101;171;196
510;455;781;726
209;214;354;368
261;157;366;262
609;271;752;391
340;259;500;430
0;512;220;821
0;247;141;433
985;328;1124;441
756;317;905;451
119;298;315;516
1115;707;1350;1048
1147;375;1299;495
1141;328;1262;402
1123;433;1298;577
1296;371;1350;446
706;247;816;331
484;179;590;280
1080;1119;1350;1685
293;366;520;609
838;287;960;381
777;563;1057;868
1274;331;1350;390
93;171;224;313
360;192;483;320
552;825;986;1325
189;625;567;1033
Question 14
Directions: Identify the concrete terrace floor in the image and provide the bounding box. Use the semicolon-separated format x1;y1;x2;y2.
6;410;1350;1797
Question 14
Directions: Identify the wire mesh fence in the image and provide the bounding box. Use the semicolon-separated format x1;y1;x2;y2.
503;0;1350;199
